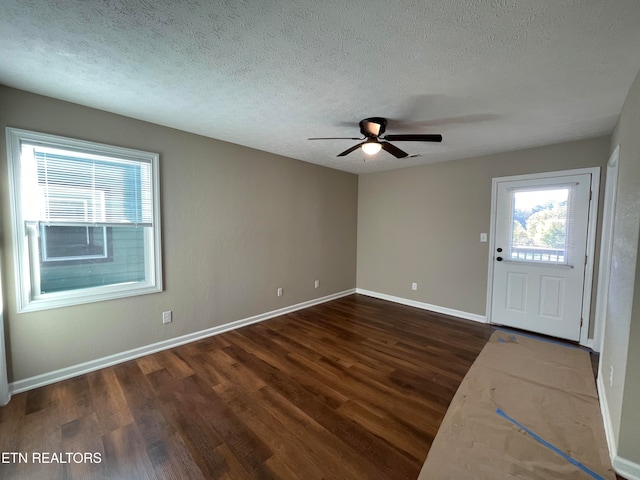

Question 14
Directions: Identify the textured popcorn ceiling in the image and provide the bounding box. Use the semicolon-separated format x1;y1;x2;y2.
1;1;640;174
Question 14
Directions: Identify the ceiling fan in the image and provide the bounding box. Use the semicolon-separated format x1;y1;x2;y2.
308;117;442;158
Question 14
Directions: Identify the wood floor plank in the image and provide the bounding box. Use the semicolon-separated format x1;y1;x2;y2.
338;398;430;462
255;385;383;480
101;422;156;480
0;294;495;479
197;347;266;394
226;330;349;410
222;342;419;479
214;383;341;480
86;368;134;433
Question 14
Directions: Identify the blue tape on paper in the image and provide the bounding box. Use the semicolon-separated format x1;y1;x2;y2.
495;408;605;480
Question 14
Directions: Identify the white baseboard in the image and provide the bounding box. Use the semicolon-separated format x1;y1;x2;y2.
355;289;487;324
613;456;640;480
9;289;356;396
597;375;618;461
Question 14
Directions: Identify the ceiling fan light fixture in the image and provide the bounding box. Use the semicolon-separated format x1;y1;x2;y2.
361;141;382;155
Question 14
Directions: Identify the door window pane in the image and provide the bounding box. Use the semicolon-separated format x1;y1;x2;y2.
510;188;569;264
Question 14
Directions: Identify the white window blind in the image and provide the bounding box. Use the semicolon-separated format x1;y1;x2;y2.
20;144;153;226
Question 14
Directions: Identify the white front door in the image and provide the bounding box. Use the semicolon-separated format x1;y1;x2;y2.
490;172;595;341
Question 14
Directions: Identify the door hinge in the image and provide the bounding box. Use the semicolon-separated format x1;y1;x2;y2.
580;318;583;327
589;190;593;201
585;255;588;265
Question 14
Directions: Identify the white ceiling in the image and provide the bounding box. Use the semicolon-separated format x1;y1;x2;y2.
1;1;640;174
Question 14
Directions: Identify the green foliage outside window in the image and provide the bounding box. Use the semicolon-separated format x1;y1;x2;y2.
513;201;567;249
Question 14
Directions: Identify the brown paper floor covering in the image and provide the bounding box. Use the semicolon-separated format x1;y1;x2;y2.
418;329;615;480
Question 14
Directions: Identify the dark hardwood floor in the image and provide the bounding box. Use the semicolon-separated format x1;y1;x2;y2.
0;293;561;479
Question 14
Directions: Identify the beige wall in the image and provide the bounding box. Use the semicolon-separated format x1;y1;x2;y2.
602;65;640;468
0;86;358;382
357;137;609;318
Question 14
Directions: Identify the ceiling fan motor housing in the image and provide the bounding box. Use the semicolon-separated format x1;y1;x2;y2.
360;117;387;137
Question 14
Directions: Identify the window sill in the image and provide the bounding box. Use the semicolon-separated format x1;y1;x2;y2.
18;283;163;313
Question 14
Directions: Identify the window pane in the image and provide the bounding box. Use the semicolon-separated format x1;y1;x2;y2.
41;225;108;261
39;226;146;294
510;188;568;263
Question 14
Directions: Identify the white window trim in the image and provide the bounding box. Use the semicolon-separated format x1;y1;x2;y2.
6;127;163;313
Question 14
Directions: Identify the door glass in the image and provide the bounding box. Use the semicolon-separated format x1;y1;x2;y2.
510;188;569;264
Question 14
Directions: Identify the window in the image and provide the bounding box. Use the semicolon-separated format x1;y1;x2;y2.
508;187;570;264
6;128;162;312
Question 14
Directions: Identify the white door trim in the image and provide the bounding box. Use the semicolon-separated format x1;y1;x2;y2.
594;146;620;353
0;257;10;406
486;167;600;346
0;318;8;406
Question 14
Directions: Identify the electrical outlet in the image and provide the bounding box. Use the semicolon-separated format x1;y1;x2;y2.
411;282;418;291
609;365;614;387
314;280;320;289
162;311;172;324
277;287;283;297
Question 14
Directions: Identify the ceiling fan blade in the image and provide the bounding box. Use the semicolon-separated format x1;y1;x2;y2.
380;142;408;158
382;134;443;142
308;137;362;140
337;142;365;157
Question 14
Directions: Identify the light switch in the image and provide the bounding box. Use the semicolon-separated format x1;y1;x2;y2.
480;233;488;243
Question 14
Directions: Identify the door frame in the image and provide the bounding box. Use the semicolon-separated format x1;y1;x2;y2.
594;146;619;353
485;167;601;347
